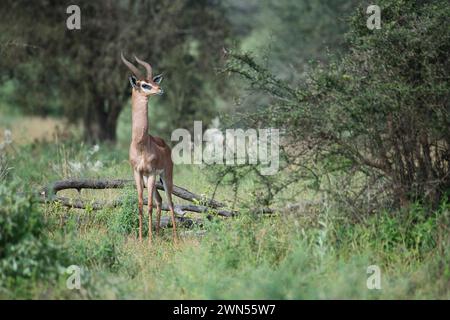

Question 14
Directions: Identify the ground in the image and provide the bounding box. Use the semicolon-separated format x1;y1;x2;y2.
0;111;449;299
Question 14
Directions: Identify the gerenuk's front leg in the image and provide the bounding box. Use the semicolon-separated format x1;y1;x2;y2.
133;171;144;242
147;175;157;245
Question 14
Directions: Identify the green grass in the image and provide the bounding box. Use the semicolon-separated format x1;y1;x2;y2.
0;116;449;299
4;197;449;299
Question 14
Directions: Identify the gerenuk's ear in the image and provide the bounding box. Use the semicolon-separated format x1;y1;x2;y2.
129;76;137;89
153;74;163;85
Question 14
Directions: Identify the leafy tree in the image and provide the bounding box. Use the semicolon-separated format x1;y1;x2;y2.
0;0;232;142
219;0;358;120
222;0;450;211
224;0;358;79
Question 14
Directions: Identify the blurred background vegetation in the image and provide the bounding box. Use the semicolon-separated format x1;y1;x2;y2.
0;0;359;142
0;0;449;299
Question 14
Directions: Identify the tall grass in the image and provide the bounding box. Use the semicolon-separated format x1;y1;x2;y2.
40;202;449;299
0;131;448;299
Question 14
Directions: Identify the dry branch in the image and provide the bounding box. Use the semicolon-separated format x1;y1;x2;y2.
41;195;235;217
43;179;225;208
39;178;274;218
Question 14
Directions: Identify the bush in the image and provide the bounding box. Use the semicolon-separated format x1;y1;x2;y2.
0;183;67;289
223;0;450;211
109;188;149;237
145;203;450;299
330;200;450;261
68;233;119;271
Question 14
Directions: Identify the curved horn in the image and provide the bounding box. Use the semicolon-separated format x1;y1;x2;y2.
121;52;143;79
134;55;153;80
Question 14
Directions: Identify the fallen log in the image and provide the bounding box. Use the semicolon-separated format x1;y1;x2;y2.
40;195;236;217
38;179;274;218
156;215;204;229
55;208;202;229
42;179;225;208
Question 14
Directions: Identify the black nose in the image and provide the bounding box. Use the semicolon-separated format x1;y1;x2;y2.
158;89;164;95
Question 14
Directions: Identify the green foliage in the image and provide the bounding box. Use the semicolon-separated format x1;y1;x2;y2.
143;204;450;299
109;188;148;237
68;232;119;271
1;0;449;300
0;183;67;289
261;0;355;72
225;0;357;77
0;0;234;142
222;0;450;210
331;200;450;261
1;138;449;299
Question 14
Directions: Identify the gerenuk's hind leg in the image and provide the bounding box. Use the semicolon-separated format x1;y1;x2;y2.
146;175;156;245
161;170;178;243
154;188;163;236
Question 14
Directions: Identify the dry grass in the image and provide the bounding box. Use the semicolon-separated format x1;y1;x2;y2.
0;114;67;145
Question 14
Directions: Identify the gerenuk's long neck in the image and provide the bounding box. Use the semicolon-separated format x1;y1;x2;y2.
131;90;149;146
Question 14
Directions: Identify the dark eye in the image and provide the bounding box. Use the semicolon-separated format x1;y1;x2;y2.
142;83;152;90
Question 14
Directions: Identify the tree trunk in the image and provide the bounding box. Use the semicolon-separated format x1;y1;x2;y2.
84;99;121;143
